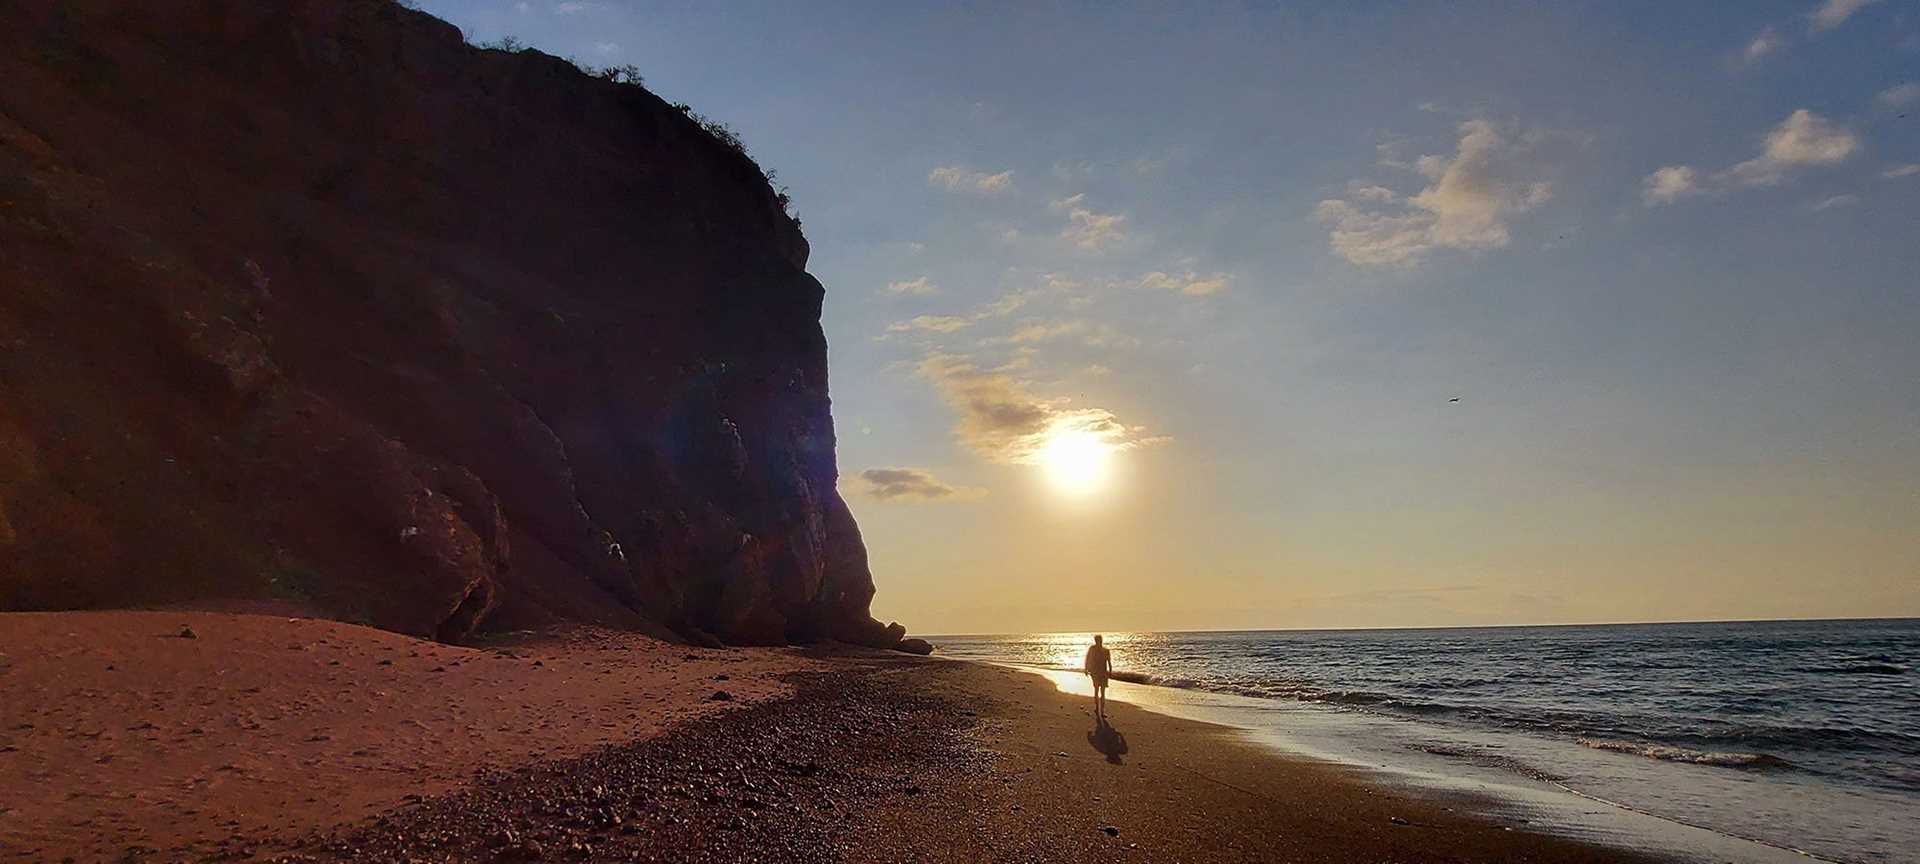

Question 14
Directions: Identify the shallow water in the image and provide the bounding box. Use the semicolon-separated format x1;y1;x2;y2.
937;620;1920;863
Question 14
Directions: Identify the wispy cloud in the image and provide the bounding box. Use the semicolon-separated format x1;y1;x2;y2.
1061;203;1129;252
1725;110;1859;186
978;286;1039;317
1049;193;1086;210
916;353;1165;464
1809;0;1881;32
1883;164;1920;179
853;468;985;502
1137;271;1231;297
1644;109;1859;205
885;276;937;296
1813;193;1859;210
1003;320;1087;344
881;283;1047;340
928;165;1014;195
887;315;973;334
1742;27;1787;65
1317;120;1565;268
1642;165;1702;205
1878;82;1920;109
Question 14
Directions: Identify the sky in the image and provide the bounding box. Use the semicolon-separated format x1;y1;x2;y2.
417;0;1920;634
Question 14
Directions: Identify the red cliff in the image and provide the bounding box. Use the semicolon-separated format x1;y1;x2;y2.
0;0;905;647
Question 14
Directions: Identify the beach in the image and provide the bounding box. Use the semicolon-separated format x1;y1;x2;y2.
1;611;1670;863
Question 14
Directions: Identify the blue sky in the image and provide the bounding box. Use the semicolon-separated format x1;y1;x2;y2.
418;0;1920;633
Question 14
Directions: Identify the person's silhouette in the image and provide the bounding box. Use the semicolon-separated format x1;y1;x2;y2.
1084;634;1111;718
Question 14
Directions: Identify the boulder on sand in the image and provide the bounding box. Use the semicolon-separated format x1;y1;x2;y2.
895;638;933;656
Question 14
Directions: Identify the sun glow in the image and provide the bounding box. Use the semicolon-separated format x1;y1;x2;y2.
1036;425;1114;496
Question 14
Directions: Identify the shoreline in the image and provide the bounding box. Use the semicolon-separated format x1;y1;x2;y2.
2;610;1684;863
995;662;1847;864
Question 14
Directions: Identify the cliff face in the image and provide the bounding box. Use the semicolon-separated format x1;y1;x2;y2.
0;0;895;646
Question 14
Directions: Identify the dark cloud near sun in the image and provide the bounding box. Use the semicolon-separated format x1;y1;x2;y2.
915;353;1166;464
854;468;984;502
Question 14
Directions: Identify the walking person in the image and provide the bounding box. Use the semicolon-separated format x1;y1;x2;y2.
1084;634;1111;720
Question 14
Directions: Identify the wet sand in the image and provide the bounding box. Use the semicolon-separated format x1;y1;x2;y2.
854;661;1663;864
1;612;1665;863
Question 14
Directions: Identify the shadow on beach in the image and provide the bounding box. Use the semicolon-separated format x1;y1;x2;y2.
1087;715;1130;764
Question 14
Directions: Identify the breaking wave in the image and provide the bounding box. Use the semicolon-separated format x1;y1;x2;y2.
1575;738;1797;770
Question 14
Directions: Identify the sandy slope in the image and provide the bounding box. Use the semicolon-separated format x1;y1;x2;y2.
0;610;812;862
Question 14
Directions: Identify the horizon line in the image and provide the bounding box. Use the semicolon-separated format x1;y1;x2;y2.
920;614;1920;640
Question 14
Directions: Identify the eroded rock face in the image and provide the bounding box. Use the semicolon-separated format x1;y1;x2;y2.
0;0;889;644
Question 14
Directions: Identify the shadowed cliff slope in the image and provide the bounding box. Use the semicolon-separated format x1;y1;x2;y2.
0;0;907;647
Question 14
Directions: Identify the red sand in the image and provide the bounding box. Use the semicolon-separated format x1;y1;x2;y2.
0;611;812;862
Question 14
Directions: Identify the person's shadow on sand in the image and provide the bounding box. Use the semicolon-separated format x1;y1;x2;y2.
1087;715;1129;764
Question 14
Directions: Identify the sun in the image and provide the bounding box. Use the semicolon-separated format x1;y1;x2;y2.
1036;426;1113;496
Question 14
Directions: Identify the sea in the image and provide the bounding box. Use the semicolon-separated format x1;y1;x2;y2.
936;619;1919;864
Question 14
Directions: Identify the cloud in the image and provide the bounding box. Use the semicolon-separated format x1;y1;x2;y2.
1648;110;1860;204
1879;82;1920;108
553;1;593;14
1375;142;1414;171
916;353;1164;464
979;318;1133;350
977;287;1039;317
887;315;972;334
1136;271;1231;296
1347;183;1398;202
1884;163;1920;179
1809;0;1881;31
928;165;1014;194
885;276;937;296
1724;109;1859;187
854;468;984;502
1743;27;1787;65
1316;120;1562;267
1642;165;1702;206
593;41;620;55
1813;194;1860;210
879;285;1047;341
1061;204;1129;252
1003;320;1087;343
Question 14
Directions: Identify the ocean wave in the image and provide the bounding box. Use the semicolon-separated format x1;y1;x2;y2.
1039;659;1920;762
1576;737;1796;770
1666;724;1920;754
1092;668;1470;717
1799;663;1908;675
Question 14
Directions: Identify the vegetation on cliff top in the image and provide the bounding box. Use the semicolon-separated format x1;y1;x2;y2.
474;32;798;226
